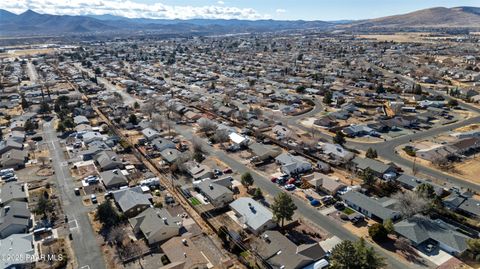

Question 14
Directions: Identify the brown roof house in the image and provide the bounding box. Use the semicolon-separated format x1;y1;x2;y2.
303;173;346;195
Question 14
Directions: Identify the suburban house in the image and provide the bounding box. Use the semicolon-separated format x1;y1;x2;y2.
141;128;161;141
6;131;26;143
342;124;378;137
0;182;28;206
303;173;346;195
0;149;27;169
351;157;397;179
0;234;35;268
100;169;128;189
229;197;276;235
160;236;209;269
272;125;294;140
341;191;401;223
229;132;249;147
0;139;23;156
394;215;472;255
275;153;312;176
152;137;176;152
457;197;480;219
443;193;480;219
395;174;445;196
0;201;31;239
112;186;152;217
160;148;181;164
248;143;282;162
185;161;213;181
254;230;327;269
95;150;124;171
196;180;234;208
73;115;90;125
129;207;182;245
319;143;354;164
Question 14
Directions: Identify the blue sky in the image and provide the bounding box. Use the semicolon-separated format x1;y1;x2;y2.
2;0;479;20
144;0;480;20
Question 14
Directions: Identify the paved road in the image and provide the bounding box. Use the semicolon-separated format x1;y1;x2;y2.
26;61;39;82
173;124;433;269
74;63;137;105
83;74;431;268
43;120;106;269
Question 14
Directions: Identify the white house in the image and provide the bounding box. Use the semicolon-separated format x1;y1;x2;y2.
229;197;276;234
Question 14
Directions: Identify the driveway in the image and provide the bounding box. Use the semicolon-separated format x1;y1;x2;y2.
416;248;453;266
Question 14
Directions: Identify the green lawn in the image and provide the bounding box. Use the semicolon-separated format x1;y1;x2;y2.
190;197;201;206
343;207;355;215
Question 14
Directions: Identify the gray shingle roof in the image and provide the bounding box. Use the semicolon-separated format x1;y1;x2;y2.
112;186;152;213
100;169;128;187
0;234;34;268
229;197;274;231
129;207;180;242
352;157;394;174
197;180;232;200
394;215;471;253
341;191;399;221
0;182;27;205
254;230;325;269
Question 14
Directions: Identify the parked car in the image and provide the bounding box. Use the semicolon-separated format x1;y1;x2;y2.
84;175;99;184
213;169;223;176
284;184;296;191
74;188;80;196
270;177;278;183
310;199;321;207
3;175;17;182
223;168;233;174
0;168;14;177
90;194;97;204
334;202;345;210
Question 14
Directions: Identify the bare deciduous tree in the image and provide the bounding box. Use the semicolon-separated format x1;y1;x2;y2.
213;129;230;145
141;100;157;119
431;156;454;171
192;136;204;153
38;156;49;168
107;225;127;246
393;191;429;218
151;113;164;131
198;118;217;134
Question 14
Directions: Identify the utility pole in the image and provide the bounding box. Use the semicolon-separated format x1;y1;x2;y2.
412;157;417;175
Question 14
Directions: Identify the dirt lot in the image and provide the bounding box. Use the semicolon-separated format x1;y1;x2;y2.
357;33;437;43
397;145;480;185
453;157;480;184
36;238;76;269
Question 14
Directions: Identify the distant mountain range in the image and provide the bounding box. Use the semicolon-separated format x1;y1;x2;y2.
0;9;332;36
1;6;479;37
348;6;480;28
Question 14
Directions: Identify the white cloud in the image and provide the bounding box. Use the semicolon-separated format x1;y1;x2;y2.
0;0;268;20
275;8;286;14
217;1;225;5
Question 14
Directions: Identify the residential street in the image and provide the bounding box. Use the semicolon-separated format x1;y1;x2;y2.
43;119;107;269
173;124;434;269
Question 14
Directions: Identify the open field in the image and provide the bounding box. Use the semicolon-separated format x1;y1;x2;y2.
357;33;434;43
0;48;55;57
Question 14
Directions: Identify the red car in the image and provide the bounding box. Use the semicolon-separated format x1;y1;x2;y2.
270;177;278;183
223;168;233;174
287;178;296;184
